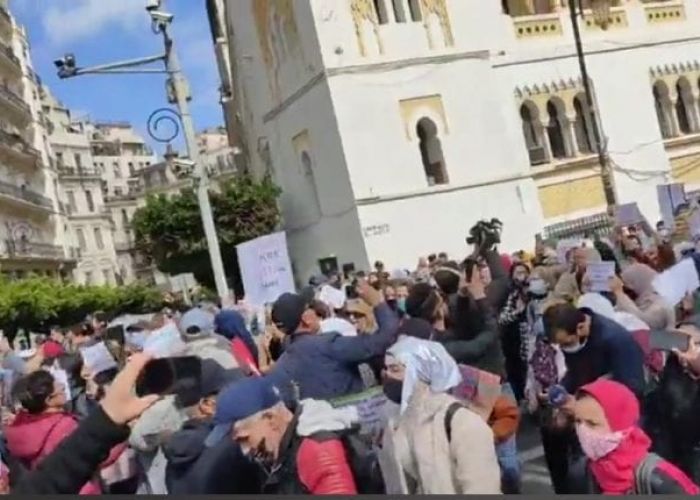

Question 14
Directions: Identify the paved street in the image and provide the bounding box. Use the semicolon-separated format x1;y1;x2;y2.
519;414;554;494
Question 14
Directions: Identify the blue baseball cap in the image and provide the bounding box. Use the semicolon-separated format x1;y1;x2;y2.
179;308;215;335
204;376;282;447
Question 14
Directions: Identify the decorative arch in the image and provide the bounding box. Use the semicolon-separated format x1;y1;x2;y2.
653;80;674;139
546;97;569;159
675;76;696;134
573;93;597;155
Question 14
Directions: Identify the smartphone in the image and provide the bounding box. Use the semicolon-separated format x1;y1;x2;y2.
136;356;202;397
105;325;125;345
650;329;690;352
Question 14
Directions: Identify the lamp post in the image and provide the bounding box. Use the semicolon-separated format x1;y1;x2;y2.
55;1;230;301
568;0;617;209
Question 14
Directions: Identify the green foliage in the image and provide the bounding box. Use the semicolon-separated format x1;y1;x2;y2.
0;276;166;338
131;175;282;290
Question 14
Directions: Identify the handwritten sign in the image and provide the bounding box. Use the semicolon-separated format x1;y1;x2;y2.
143;323;186;358
653;258;700;306
615;202;645;227
237;232;295;307
80;342;117;375
48;365;71;402
556;239;581;265
330;386;388;438
587;262;616;293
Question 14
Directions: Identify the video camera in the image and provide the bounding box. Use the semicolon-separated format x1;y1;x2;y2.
466;218;503;249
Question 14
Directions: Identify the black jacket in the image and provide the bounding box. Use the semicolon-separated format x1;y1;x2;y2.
163;418;260;494
14;406;129;494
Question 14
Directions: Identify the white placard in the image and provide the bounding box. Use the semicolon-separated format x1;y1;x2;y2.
80;342;117;375
330;386;388;438
587;262;616;293
653;258;700;306
143;323;186;358
49;365;71;402
318;285;347;310
236;231;295;307
556;239;581;265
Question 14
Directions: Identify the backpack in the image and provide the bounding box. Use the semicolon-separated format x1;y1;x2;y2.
310;428;385;494
444;402;464;443
634;453;662;495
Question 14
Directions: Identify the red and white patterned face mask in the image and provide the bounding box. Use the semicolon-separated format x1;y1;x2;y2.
576;423;627;461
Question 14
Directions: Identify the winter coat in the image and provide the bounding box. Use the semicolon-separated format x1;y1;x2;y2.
183;332;239;370
261;400;358;495
5;411;102;494
618;264;675;331
163;418;260;494
267;303;398;401
380;382;501;494
13;406;130;494
561;313;646;398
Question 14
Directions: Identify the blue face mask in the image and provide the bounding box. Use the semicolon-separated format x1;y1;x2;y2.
397;298;407;314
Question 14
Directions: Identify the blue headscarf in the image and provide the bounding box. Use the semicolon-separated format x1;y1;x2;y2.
214;310;259;361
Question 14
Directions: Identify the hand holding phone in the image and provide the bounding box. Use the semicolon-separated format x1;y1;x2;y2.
650;329;691;352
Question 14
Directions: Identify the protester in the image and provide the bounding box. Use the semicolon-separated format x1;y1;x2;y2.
180;308;238;370
267;279;398;400
162;360;257;494
573;379;698;494
205;376;359;494
379;336;501;494
499;262;531;402
613;265;676;331
554;247;602;302
214;310;260;375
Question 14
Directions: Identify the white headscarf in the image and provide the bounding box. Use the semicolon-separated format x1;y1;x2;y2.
577;293;650;332
386;336;462;414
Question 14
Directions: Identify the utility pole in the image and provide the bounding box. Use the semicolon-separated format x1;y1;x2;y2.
55;0;230;301
568;0;617;209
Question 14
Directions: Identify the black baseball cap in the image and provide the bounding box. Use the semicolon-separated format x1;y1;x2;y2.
271;293;309;334
200;359;243;398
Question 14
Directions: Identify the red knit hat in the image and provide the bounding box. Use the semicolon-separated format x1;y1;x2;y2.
578;379;639;432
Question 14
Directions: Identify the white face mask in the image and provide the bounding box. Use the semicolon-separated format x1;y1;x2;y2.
561;337;588;354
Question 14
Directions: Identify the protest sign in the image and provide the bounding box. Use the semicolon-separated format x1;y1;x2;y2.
556;239;580;265
658;184;687;229
319;285;347;310
80;342;118;374
330;386;388;438
615;203;644;227
143;322;186;358
49;365;71;402
653;258;700;306
586;262;616;293
237;232;295;307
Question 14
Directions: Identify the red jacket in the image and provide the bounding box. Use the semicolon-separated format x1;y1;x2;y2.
296;438;357;495
5;411;101;494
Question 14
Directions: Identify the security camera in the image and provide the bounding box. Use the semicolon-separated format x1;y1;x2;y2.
54;54;77;78
149;10;174;24
145;0;161;11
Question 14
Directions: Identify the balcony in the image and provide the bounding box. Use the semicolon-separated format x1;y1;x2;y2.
3;240;75;263
0;129;40;169
0;180;53;213
58;166;101;181
0;84;31;128
513;13;563;39
115;240;135;252
0;44;20;78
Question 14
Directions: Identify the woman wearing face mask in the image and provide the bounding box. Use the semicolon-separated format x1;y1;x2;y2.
498;263;531;402
379;336;501;494
573;379;698;494
612;264;676;331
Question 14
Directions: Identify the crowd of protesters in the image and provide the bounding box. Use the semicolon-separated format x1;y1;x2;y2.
2;216;700;495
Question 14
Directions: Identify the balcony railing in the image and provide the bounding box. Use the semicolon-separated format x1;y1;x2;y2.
0;128;40;162
0;44;20;73
58;166;100;178
0;180;52;210
4;240;68;260
0;84;30;121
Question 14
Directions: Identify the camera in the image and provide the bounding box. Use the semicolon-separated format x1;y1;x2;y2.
149;10;174;24
146;0;161;11
466;218;503;249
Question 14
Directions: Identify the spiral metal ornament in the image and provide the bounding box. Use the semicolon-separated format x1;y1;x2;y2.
147;108;181;144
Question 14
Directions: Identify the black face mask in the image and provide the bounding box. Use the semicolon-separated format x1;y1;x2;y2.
386;299;398;311
383;378;403;404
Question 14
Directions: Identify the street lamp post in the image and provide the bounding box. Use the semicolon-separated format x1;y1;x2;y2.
55;0;230;301
568;0;617;209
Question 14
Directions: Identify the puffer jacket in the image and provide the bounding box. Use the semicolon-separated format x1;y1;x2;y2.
261;400;358;495
267;303;398;401
379;382;501;494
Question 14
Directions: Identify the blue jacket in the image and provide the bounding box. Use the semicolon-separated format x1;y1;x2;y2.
268;303;399;401
562;312;646;398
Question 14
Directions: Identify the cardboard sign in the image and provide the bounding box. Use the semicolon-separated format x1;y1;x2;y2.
330;386;388;438
653;258;700;306
586;262;616;293
80;342;118;375
615;203;645;227
237;232;295;307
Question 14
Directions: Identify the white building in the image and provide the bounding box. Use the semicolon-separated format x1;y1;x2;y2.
218;0;700;281
42;89;120;286
0;3;75;279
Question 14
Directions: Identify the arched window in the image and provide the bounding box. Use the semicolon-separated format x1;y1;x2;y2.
574;95;595;154
417;117;449;186
653;82;673;139
373;0;389;24
392;0;407;22
300;150;322;215
408;0;422;21
676;78;694;135
546;100;567;159
520;103;539;149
